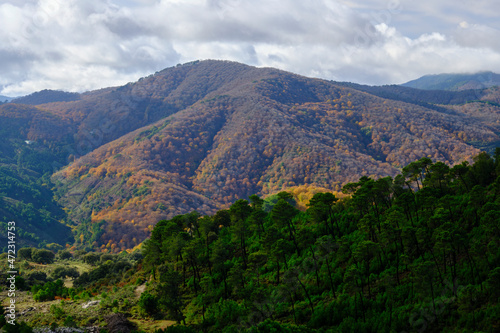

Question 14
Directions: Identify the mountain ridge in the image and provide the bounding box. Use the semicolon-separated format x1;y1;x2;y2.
49;60;500;251
401;71;500;91
1;60;500;251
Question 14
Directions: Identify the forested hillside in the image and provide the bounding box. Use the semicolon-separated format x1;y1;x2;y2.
137;151;500;332
1;60;500;251
52;61;500;251
3;152;497;332
402;71;500;91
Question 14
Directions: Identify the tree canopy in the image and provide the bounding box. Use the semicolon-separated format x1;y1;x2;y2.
138;151;500;332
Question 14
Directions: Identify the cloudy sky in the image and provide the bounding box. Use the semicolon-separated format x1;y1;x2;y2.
1;0;500;96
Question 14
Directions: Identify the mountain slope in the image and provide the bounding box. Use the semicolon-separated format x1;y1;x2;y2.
12;89;81;105
0;103;74;249
50;61;500;251
402;71;500;91
337;82;489;107
1;60;500;251
27;61;268;158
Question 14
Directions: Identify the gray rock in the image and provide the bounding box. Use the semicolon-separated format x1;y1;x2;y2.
81;300;101;309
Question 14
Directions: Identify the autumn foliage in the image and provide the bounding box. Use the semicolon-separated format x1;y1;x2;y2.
2;60;499;251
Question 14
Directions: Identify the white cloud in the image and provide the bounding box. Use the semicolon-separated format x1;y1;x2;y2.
1;0;499;96
454;22;500;52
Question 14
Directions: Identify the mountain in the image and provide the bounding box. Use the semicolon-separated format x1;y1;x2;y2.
12;89;81;105
1;60;500;252
0;95;13;103
337;82;489;106
50;61;500;251
401;71;500;91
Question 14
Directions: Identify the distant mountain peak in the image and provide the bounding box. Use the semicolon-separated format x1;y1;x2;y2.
401;71;500;91
12;89;81;105
0;95;13;103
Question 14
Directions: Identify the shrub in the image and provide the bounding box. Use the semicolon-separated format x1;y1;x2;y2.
63;315;76;327
58;250;73;260
26;271;47;285
82;252;101;265
50;304;65;319
3;321;33;332
51;266;80;280
32;249;55;264
32;280;68;302
130;251;144;261
101;254;115;263
139;292;159;316
17;247;33;261
15;276;26;291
